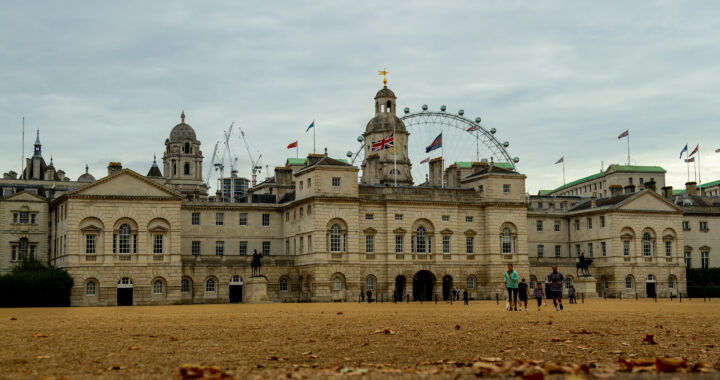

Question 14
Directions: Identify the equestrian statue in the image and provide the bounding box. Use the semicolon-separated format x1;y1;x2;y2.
576;252;593;277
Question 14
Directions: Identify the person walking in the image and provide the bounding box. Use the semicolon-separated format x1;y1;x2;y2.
568;285;576;304
504;264;519;311
463;289;469;305
547;265;564;311
366;289;372;303
518;278;529;312
533;283;545;311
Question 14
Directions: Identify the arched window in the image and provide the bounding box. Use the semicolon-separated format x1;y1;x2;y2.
206;278;216;292
332;277;342;291
642;233;653;256
330;224;342;252
85;281;97;296
153;280;164;294
280;278;289;292
416;227;427;253
118;224;131;254
386;100;392;112
184;163;190;175
184;142;190;153
501;228;514;254
603;277;609;289
565;278;573;289
366;276;375;291
466;277;475;289
181;279;190;293
625;277;633;289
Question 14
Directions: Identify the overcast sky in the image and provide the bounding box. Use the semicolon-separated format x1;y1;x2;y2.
1;1;719;193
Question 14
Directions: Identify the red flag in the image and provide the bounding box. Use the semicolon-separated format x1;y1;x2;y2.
420;157;430;164
618;130;629;139
466;125;479;132
716;148;720;153
287;141;298;149
555;157;564;164
689;145;698;157
371;132;394;152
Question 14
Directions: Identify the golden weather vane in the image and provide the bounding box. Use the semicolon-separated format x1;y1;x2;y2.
378;68;389;85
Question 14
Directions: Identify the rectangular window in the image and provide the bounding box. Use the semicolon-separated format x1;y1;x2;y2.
30;214;36;224
308;205;312;215
684;252;691;268
537;245;544;258
12;213;17;223
262;241;270;255
623;241;630;256
503;184;511;193
575;244;581;256
682;221;690;231
299;237;304;254
600;216;605;228
19;211;29;224
536;220;543;232
639;177;644;185
365;213;374;220
555;245;561;258
395;214;403;221
215;213;224;226
285;240;290;255
300;208;304;217
285;212;289;221
215;241;224;256
365;235;374;253
308;235;312;252
628;177;633;185
395;235;403;253
262;214;270;226
701;252;709;269
601;242;607;257
442;215;450;222
664;241;671;257
153;234;163;254
86;235;96;254
700;221;708;231
588;243;593;257
442;236;451;253
575;220;580;231
239;241;248;255
307;178;311;188
537;202;543;209
192;241;201;255
239;213;248;226
465;216;473;223
587;218;592;229
332;177;341;187
465;237;474;254
191;212;200;225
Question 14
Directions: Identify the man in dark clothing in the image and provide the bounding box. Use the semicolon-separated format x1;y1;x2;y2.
366;289;372;303
361;291;365;302
463;289;469;305
518;278;529;312
546;265;565;311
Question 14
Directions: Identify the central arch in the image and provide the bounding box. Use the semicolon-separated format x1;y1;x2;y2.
442;275;453;301
395;275;406;301
413;270;435;301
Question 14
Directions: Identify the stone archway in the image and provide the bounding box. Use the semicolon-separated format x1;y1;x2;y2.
442;275;453;301
395;275;406;301
413;270;435;301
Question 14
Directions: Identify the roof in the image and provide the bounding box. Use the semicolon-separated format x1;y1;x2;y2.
462;164;518;180
699;179;720;189
454;161;515;169
550;171;605;193
569;193;634;211
607;164;666;173
286;158;307;165
537;190;553;195
365;112;406;133
375;85;396;99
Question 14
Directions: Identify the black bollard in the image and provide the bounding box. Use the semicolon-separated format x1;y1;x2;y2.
582;293;584;304
619;292;622;300
680;293;682;303
406;294;409;304
496;293;499;305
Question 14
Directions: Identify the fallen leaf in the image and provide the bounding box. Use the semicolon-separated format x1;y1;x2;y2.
10;317;17;321
478;357;503;363
655;357;687;373
643;334;657;345
36;355;51;359
170;336;179;341
337;312;344;315
32;333;50;338
455;324;461;330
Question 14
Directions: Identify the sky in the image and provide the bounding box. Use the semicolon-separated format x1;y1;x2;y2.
1;1;719;194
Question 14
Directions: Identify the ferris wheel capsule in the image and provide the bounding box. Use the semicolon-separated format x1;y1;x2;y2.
440;105;446;112
490;128;496;134
475;117;481;124
346;151;353;158
404;107;410;114
357;136;364;142
422;104;428;111
513;157;520;163
458;109;464;116
503;141;510;147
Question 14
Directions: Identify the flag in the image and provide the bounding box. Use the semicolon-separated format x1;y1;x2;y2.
420;157;430;164
287;141;298;149
680;144;688;158
689;145;699;157
306;121;314;132
466;125;479;132
371;132;394;152
555;157;564;164
425;133;442;153
618;130;629;139
685;157;695;163
716;148;720;153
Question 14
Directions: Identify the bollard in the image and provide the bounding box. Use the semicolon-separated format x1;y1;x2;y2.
636;293;638;301
679;294;682;303
582;293;584;304
450;295;452;305
406;294;409;304
619;292;622;300
496;293;499;305
381;294;384;304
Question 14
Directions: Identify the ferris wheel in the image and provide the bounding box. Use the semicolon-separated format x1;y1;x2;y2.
347;105;519;184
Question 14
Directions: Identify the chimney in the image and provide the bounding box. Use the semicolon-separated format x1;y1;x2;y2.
685;182;697;196
471;161;486;174
644;180;656;192
661;186;673;198
306;153;325;166
590;194;597;208
107;162;123;176
274;166;292;186
624;184;636;194
3;171;17;179
428;157;443;187
609;184;623;196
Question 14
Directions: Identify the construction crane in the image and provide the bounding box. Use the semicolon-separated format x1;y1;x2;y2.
238;126;263;187
205;141;220;186
205;123;241;202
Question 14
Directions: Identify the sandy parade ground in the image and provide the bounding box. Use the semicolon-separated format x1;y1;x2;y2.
1;299;720;379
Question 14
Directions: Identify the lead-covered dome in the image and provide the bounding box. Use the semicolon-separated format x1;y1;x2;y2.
365;112;407;133
169;111;197;142
375;86;396;99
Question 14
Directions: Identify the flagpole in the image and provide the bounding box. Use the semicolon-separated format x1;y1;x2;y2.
693;159;697;183
441;129;444;189
686;144;690;183
21;116;24;178
698;144;702;187
562;159;566;185
475;132;479;162
313;119;316;154
296;144;298;159
627;130;631;165
393;123;397;187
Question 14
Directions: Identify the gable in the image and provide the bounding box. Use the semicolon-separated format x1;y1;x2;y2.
70;170;180;199
616;192;680;212
3;191;46;202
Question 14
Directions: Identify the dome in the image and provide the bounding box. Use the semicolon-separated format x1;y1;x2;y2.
365;112;407;134
169;111;197;142
77;164;96;183
375;86;396;99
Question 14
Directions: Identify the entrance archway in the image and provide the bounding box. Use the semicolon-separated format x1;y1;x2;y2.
117;277;133;306
442;275;453;301
395;275;406;301
646;274;656;298
229;275;243;303
413;270;435;301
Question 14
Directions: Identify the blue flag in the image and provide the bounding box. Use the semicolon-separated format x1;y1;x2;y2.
679;144;688;159
426;133;442;153
306;121;315;132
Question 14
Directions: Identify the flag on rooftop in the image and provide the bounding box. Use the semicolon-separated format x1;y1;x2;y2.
555;157;564;164
305;121;314;132
685;157;695;163
618;130;629;139
425;133;442;153
287;141;298;149
716;148;720;153
466;125;479;132
371;132;394;152
689;145;699;157
680;144;688;158
420;157;430;164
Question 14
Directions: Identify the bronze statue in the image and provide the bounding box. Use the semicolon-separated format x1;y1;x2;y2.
576;252;593;277
251;249;262;277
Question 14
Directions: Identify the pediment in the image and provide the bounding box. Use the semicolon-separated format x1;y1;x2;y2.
363;227;377;235
68;170;181;199
3;191;46;202
393;227;407;234
616;191;681;212
464;229;477;236
440;228;454;235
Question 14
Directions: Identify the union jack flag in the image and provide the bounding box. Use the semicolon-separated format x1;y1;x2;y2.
371;132;394;152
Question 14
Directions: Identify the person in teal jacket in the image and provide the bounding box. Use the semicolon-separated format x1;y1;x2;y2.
504;264;520;311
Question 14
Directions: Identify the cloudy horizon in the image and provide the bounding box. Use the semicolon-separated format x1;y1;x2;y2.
1;1;719;194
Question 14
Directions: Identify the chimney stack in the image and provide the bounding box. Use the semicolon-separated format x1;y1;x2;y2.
609;184;623;196
644;180;657;192
685;182;697;196
661;186;673;198
107;162;123;176
624;184;636;194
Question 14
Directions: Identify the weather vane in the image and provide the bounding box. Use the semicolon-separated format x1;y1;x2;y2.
378;68;389;85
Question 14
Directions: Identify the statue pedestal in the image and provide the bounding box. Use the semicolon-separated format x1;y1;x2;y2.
244;276;269;303
573;276;598;298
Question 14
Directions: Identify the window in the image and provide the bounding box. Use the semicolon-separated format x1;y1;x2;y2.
442;236;450;254
684;251;691;268
536;220;543;232
628;177;633;185
601;242;607;257
308;205;312;215
300;208;304;217
332;277;342;291
181;279;190;293
623;241;630;256
395;214;403;221
285;212;289;221
262;214;270;226
153;234;163;254
642;233;652;256
588;243;593;257
365;277;375;290
442;215;450;222
416;227;427;253
85;281;96;296
330;224;342;252
466;277;475;289
118;224;131;254
239;241;248;255
537;245;544;258
554;221;560;232
299;182;303;191
600;216;605;228
565;278;572;289
466;237;474;254
395;235;404;253
465;216;473;223
191;241;200;255
191;212;200;225
503;184;511;193
153;280;164;294
501;228;514;254
239;213;248;226
307;235;312;252
216;241;224;256
668;277;675;289
701;252;709;269
206;278;216;292
365;235;374;253
262;241;270;255
332;177;341;187
31;214;36;224
700;221;708;231
216;213;224;226
307;178;311;188
537;202;543;209
280;278;289;292
184;163;190;175
625;277;633;289
587;218;592;229
665;241;672;257
12;213;17;223
365;213;374;220
574;220;580;231
86;235;96;254
555;245;561;258
285;240;290;255
682;221;690;231
19;211;29;224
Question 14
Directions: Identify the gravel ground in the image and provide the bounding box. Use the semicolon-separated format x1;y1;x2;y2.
1;299;719;379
